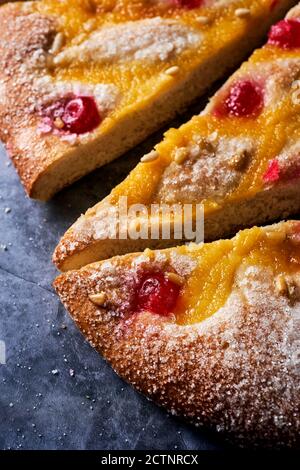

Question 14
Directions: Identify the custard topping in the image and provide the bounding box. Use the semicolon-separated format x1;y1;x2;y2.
27;0;277;121
174;222;300;324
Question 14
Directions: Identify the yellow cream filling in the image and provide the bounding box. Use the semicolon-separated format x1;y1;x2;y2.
174;223;300;324
29;0;274;117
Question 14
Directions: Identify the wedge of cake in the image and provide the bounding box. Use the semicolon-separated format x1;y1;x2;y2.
54;220;300;447
54;2;300;271
0;0;296;200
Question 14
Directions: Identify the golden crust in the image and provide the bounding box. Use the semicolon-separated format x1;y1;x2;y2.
0;3;60;196
53;2;300;271
53;168;300;271
54;222;300;447
0;0;297;199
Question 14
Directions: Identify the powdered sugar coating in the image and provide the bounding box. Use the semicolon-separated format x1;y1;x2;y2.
262;57;300;106
33;77;120;116
53;17;202;66
52;3;300;267
54;222;300;447
206;56;300;115
262;139;300;186
150;53;300;204
156;135;254;203
33;77;120;142
73;202;120;241
276;139;300;174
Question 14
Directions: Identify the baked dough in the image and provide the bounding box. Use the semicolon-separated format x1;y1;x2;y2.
53;2;300;271
54;220;300;447
0;0;295;199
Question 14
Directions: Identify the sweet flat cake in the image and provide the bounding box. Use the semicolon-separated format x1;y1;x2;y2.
54;2;300;271
54;220;300;447
0;0;295;199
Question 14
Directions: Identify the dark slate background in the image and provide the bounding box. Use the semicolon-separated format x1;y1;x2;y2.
0;91;234;450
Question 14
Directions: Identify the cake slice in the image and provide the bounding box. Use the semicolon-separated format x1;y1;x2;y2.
54;2;300;271
54;220;300;447
0;0;296;200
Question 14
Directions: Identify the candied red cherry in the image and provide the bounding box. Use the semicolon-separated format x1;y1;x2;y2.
263;159;300;184
135;272;181;316
172;0;203;9
263;159;280;183
268;19;300;49
62;96;101;134
214;80;264;118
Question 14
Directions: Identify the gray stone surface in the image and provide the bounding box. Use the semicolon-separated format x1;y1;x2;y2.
0;100;230;450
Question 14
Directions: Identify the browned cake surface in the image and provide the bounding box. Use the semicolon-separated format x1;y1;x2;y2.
54;222;300;447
